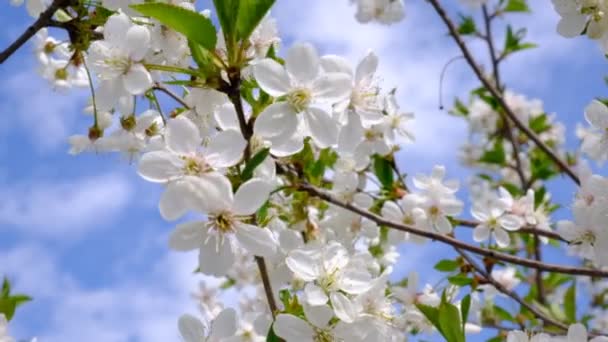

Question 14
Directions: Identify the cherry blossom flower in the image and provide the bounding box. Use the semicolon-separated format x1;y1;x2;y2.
168;175;277;276
253;42;352;148
178;309;237;342
138;116;246;220
471;203;523;247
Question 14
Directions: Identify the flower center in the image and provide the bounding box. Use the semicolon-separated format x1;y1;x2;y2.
145;122;160;137
43;42;56;54
313;330;334;342
429;206;440;218
211;212;235;234
54;68;68;81
578;230;597;245
182;156;210;176
120;115;137;131
287;88;311;112
403;214;414;225
364;129;382;141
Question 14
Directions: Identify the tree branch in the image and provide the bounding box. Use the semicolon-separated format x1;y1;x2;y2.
224;71;278;317
427;0;580;185
298;182;608;277
0;0;70;64
455;248;569;331
454;218;565;242
152;83;191;110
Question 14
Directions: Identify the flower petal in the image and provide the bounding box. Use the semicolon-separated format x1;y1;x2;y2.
355;51;378;84
568;323;588;342
166;116;201;155
286;249;321;281
123;63;152;95
159;180;194;220
339;268;372;294
493;228;511;248
198;236;234;276
330;292;357;323
434;215;453;234
233;178;273;215
126;25;150;61
286;42;319;83
178;314;206;342
499;214;524;231
585;100;608;129
254;102;298;139
473;225;490;243
557;14;586;38
320;55;352;75
138;150;183;182
234;222;277;257
168;221;205;251
304;107;338;148
274;314;314;341
303;304;334;329
205;129;246;168
311;72;352;103
209;308;237;339
253;58;291;97
304;283;328;306
214;103;240;131
381;201;403;222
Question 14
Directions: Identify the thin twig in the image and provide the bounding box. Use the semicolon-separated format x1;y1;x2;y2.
482;3;545;304
224;71;278;317
0;0;70;64
152;83;191;109
454;219;565;242
455;248;569;331
427;0;580;185
298;182;608;277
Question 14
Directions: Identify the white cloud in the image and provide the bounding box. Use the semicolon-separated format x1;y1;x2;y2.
274;0;471;166
0;68;88;153
0;172;132;238
0;242;213;342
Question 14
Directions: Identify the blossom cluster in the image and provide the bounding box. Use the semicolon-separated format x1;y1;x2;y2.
4;0;608;341
552;0;608;53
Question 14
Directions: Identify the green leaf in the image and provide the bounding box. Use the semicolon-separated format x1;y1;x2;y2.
10;295;31;307
457;15;476;35
448;275;473;287
1;278;9;298
0;298;16;321
213;0;240;43
242;148;270;181
131;3;217;51
266;324;282;342
534;186;546;209
450;97;469;117
479;139;506;165
236;0;276;41
528;114;551;134
373;155;394;190
564;281;576;322
188;39;214;72
503;25;537;57
434;259;460;272
460;294;471;331
504;0;530;12
438;300;465;342
493;305;514;322
416;304;442;335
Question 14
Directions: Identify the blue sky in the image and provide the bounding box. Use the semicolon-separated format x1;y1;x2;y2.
0;1;605;341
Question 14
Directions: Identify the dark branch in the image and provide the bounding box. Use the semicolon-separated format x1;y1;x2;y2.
0;0;71;64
